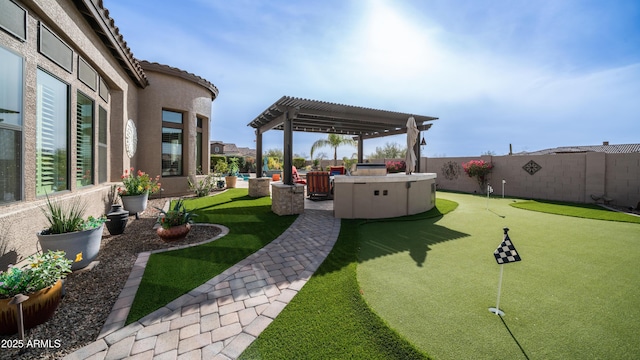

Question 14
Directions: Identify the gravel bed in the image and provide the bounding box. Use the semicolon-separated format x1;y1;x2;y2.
1;198;222;359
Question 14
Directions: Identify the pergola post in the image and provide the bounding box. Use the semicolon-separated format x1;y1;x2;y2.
357;135;364;163
256;130;263;177
414;134;421;173
283;111;293;185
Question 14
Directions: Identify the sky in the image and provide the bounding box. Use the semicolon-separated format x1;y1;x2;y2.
104;0;640;159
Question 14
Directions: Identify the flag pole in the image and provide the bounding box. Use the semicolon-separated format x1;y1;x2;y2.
489;264;505;316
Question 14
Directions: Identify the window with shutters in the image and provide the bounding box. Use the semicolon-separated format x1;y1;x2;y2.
76;91;93;187
36;69;69;196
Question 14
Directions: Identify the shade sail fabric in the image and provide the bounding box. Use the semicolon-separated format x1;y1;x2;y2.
405;116;418;174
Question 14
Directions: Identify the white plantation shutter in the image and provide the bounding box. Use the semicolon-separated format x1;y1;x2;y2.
76;92;93;187
36;70;68;196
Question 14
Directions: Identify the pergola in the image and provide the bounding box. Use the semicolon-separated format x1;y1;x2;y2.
248;96;439;185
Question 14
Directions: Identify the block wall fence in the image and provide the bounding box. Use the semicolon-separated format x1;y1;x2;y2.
421;153;639;208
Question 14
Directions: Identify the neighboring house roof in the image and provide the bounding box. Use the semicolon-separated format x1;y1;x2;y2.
222;143;240;155
517;143;640;155
140;61;219;100
210;141;256;157
237;147;257;158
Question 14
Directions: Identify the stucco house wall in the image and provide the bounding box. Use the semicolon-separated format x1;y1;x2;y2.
136;63;213;197
0;0;217;267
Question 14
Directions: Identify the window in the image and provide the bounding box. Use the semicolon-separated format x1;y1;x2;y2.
0;0;27;41
39;23;73;73
36;69;69;196
76;91;93;187
98;106;107;183
0;47;23;204
196;116;204;172
162;110;183;176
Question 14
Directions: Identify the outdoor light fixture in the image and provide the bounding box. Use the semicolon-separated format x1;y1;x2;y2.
420;136;426;146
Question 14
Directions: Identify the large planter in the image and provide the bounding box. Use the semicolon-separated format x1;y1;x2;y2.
37;224;104;270
225;176;237;188
106;204;129;235
156;223;191;242
121;192;149;216
0;280;62;335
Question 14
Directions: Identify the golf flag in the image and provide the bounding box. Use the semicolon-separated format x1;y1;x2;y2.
493;228;521;265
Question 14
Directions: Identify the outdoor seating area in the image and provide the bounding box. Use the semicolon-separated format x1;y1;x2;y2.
305;171;332;200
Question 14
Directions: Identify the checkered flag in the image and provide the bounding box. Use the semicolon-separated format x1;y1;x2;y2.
493;228;521;265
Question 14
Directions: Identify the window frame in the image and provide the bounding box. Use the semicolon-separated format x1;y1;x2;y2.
0;46;24;204
36;68;71;197
161;109;184;177
76;90;94;188
97;106;108;184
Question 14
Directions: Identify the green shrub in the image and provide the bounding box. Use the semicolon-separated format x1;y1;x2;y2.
210;155;226;172
293;157;306;169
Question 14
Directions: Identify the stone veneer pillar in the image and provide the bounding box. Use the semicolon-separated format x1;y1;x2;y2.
248;177;271;197
271;183;305;215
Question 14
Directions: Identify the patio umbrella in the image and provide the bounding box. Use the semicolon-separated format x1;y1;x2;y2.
405;116;418;174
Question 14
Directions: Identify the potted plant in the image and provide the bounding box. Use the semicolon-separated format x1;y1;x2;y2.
225;157;240;188
155;199;197;241
37;195;106;270
0;250;76;334
118;167;161;218
214;160;227;189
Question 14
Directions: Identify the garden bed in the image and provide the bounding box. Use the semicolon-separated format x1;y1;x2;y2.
0;198;221;360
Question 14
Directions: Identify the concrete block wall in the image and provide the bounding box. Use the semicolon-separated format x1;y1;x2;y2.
424;152;639;207
605;153;640;206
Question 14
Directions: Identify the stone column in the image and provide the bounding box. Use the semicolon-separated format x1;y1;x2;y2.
271;183;305;215
249;177;271;198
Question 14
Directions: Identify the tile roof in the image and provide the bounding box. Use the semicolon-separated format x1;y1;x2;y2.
140;61;219;100
75;0;148;87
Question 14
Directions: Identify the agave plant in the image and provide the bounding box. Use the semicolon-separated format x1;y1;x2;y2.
40;194;106;235
155;199;197;229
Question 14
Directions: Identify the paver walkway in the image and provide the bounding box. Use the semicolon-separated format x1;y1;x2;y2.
64;207;340;360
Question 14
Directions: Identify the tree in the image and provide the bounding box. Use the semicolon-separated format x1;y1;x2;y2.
310;134;357;166
462;160;494;193
263;148;283;163
368;142;406;159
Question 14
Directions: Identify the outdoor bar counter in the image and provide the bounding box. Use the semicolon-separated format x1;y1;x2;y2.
333;172;437;219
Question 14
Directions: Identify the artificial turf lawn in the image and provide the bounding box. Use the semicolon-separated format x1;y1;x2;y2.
510;199;640;223
240;199;458;360
125;189;297;324
358;192;640;359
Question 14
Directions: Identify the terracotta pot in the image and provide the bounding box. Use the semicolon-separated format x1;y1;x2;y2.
156;223;191;242
225;176;237;188
0;280;63;335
